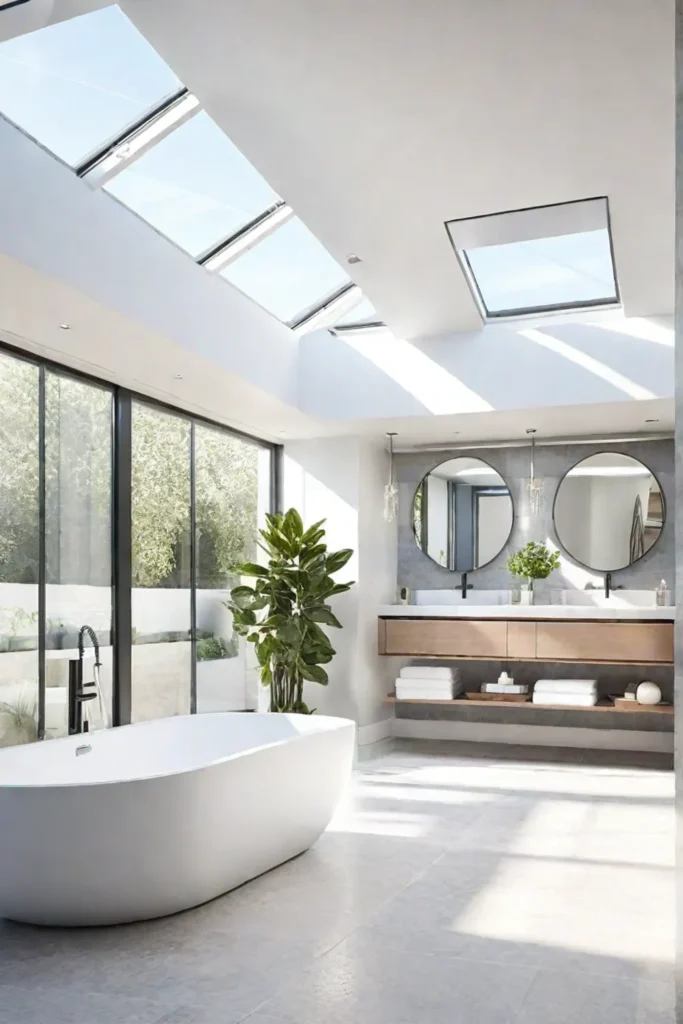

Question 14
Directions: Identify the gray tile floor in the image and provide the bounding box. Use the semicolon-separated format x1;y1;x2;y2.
0;741;674;1023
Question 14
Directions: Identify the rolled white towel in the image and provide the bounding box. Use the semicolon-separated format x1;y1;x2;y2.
535;679;597;696
400;666;457;680
532;692;598;707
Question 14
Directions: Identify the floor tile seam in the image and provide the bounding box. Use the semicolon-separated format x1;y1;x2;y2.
353;929;672;977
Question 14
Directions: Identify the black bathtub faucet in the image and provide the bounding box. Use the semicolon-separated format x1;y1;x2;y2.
68;625;102;735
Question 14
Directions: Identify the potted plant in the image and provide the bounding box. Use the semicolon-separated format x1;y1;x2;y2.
507;541;560;604
228;509;354;713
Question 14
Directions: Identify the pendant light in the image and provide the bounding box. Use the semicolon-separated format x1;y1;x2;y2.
384;432;399;522
526;428;544;516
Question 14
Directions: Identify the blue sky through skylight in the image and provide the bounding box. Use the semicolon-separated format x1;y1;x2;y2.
104;111;281;257
465;229;617;315
0;5;181;166
221;217;350;323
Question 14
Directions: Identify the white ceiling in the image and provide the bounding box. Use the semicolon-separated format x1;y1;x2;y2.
115;0;675;340
0;0;675;446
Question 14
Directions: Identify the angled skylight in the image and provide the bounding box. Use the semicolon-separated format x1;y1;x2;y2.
220;216;350;324
446;197;619;318
0;5;181;167
335;297;383;328
104;111;281;258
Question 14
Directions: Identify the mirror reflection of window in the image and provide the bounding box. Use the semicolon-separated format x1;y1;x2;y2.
413;458;514;572
553;453;665;572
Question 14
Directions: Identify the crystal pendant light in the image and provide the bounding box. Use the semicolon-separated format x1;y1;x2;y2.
526;428;544;516
384;432;399;523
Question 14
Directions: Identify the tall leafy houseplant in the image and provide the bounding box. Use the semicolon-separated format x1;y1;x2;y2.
229;509;354;713
508;541;560;599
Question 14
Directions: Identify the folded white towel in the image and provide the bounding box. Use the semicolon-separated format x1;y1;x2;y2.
532;692;598;707
396;687;454;701
400;665;457;680
395;677;453;690
535;679;598;695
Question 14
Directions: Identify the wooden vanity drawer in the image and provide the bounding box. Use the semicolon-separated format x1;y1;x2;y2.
535;621;674;664
380;618;508;658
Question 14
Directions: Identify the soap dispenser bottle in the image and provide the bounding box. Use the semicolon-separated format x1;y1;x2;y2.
656;580;670;607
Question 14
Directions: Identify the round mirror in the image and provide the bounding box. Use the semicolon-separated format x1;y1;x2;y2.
413;457;514;571
553;453;665;572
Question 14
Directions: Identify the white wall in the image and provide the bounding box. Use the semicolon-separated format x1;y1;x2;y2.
298;318;674;422
477;494;510;566
283;437;396;743
426;475;448;566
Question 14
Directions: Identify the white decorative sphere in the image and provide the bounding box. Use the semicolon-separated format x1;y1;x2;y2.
636;682;661;706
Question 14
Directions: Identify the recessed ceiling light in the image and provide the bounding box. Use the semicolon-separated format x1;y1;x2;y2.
59;323;70;330
347;254;362;265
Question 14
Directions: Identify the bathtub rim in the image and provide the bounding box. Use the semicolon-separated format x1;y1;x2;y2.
0;712;356;791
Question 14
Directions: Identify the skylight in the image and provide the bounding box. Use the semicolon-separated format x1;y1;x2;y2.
335;297;383;328
220;217;350;325
446;198;619;318
104;111;281;258
0;5;181;167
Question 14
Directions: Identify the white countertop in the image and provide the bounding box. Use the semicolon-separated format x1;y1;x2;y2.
379;604;675;621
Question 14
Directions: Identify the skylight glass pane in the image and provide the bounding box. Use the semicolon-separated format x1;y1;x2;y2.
221;217;350;323
0;5;182;167
335;297;381;326
104;111;281;258
465;229;617;315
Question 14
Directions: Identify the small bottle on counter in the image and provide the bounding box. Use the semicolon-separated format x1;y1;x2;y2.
655;580;670;607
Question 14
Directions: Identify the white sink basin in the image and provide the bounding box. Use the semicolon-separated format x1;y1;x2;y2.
414;589;511;606
551;589;661;609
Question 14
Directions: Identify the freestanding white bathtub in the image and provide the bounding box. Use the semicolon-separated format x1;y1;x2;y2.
0;712;355;926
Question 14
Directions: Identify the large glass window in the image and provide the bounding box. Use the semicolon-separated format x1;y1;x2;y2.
221;216;350;324
131;403;191;724
104;110;281;258
0;346;274;740
446;197;619;318
44;373;113;738
0;353;39;747
195;425;271;712
0;5;182;167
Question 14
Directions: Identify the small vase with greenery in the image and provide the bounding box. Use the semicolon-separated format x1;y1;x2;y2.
507;542;560;603
229;508;354;713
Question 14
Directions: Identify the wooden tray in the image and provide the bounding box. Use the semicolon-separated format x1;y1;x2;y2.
463;692;531;703
609;696;673;713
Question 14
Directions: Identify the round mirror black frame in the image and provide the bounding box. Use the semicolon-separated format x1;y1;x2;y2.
552;451;666;573
412;455;515;572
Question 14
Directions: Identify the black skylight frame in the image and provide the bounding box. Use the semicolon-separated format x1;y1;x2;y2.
445;196;621;320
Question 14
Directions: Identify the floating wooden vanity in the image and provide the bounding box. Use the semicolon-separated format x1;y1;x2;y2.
377;606;675;665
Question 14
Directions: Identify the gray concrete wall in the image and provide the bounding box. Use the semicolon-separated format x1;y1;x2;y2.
397;438;674;597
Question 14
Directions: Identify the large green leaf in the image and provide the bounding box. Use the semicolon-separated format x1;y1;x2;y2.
306;606;343;629
298;662;329;685
238;562;269;578
325;548;354;573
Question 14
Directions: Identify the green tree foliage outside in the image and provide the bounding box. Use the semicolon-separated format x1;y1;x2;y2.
0;353;262;589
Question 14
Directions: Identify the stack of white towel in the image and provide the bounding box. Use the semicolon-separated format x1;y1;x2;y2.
532;679;598;707
395;665;462;701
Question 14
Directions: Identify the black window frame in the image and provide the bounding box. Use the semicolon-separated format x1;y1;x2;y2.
0;337;280;736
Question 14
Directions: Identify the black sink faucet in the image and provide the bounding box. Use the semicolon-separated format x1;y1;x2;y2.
68;625;102;735
604;573;623;599
460;572;474;599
